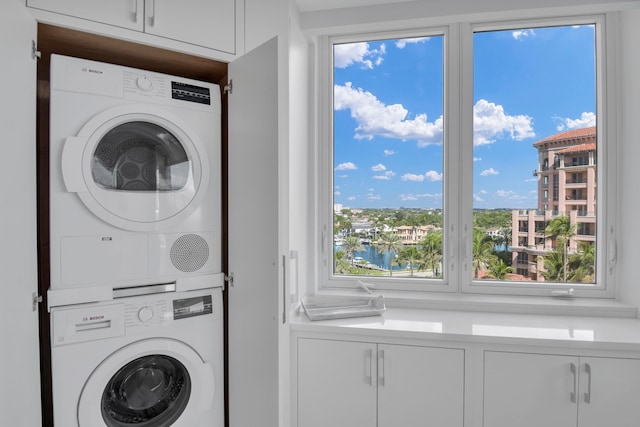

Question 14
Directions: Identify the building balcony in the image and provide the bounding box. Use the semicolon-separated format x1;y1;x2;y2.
575;234;596;242
565;182;588;189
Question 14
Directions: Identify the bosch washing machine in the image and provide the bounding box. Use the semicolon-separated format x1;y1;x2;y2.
50;286;224;427
48;55;223;304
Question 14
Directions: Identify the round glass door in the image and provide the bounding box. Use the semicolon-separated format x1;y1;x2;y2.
78;338;215;427
101;355;191;427
92;122;190;193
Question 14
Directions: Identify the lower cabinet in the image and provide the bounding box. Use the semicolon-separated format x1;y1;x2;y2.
297;338;465;427
483;351;640;427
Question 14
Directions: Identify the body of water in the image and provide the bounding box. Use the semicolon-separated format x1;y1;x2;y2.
335;244;402;271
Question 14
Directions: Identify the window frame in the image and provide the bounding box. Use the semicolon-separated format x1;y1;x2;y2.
319;26;459;293
316;12;618;299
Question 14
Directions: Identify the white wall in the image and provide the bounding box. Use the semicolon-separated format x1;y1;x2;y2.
289;5;313;302
617;8;640;308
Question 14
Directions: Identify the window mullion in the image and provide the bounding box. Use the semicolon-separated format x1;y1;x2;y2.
459;22;475;292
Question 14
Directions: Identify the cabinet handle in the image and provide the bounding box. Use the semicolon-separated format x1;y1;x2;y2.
131;0;138;23
364;349;373;385
148;0;156;27
570;363;577;403
584;363;592;404
378;349;385;387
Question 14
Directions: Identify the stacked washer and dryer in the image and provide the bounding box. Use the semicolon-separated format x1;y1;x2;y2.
47;55;224;427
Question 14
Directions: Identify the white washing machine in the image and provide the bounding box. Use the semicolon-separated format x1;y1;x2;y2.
50;285;224;427
49;55;222;300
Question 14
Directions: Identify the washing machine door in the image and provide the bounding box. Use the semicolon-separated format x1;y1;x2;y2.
62;104;209;231
78;338;215;427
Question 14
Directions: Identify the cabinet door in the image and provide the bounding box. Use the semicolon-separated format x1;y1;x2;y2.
578;357;640;427
27;0;143;31
377;344;464;427
484;351;579;427
228;37;282;427
144;0;236;54
298;339;377;427
0;1;41;426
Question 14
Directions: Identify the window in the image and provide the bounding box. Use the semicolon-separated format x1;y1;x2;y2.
321;14;616;298
329;31;448;292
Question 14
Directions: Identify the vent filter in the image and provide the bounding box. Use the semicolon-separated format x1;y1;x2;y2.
170;234;209;272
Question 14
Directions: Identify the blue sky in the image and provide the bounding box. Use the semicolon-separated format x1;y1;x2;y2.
333;25;596;209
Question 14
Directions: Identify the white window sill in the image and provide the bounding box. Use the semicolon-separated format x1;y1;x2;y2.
312;288;638;319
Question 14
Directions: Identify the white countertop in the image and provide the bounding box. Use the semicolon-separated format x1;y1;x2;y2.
291;306;640;351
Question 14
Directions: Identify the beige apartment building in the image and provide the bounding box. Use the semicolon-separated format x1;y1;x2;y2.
396;225;439;244
511;126;597;280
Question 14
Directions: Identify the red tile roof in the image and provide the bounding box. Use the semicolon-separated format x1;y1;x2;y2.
533;126;596;147
557;142;596;154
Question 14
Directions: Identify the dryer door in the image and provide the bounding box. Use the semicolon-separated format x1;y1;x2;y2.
62;105;210;231
78;338;215;427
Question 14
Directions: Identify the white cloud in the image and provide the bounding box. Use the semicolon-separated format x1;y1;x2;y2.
384;149;396;156
474;193;485;203
371;163;386;172
554;112;596;131
401;173;425;182
480;168;499;176
473;157;482;162
373;171;396;180
348;196;356;201
335;162;358;171
334;42;386;69
334;191;341;196
512;29;535;40
367;193;382;201
400;193;442;201
401;170;442;182
425;170;443;182
473;99;535;146
496;189;527;200
335;82;444;147
395;37;430;49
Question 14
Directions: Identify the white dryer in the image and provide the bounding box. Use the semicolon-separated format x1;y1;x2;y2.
50;286;224;427
49;55;222;299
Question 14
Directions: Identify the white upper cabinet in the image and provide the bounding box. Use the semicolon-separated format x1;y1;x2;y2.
26;0;144;31
27;0;240;58
143;0;235;53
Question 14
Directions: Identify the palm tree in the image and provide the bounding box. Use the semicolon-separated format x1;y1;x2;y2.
540;250;565;282
397;246;420;277
342;235;363;266
418;232;443;278
334;250;352;274
501;226;513;248
472;228;498;279
545;216;576;282
568;241;595;283
486;259;514;280
374;232;403;276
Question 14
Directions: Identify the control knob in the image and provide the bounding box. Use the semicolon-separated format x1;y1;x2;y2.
136;76;153;92
138;306;154;322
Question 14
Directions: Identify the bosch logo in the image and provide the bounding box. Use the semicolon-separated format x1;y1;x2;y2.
81;67;104;75
82;315;105;322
